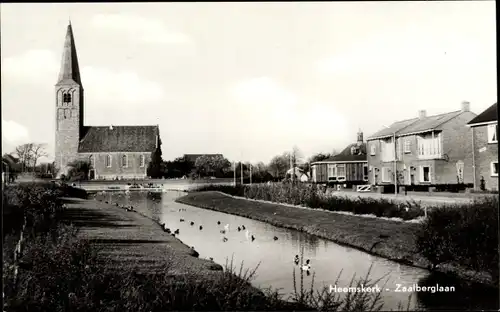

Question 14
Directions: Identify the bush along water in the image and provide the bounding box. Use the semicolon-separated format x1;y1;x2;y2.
415;196;499;285
193;183;425;220
3;183;414;311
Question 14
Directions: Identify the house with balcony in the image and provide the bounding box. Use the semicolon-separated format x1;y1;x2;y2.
366;101;477;191
311;130;368;187
467;103;498;191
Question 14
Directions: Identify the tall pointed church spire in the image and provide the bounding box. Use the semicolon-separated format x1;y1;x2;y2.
57;23;82;85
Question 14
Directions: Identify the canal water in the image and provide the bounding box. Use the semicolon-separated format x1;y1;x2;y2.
93;190;497;311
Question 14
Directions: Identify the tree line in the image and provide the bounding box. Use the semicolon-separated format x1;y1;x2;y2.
3;141;339;183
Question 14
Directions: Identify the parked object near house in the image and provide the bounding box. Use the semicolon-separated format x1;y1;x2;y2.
366;101;477;191
310;130;368;187
54;23;160;180
467;103;498;192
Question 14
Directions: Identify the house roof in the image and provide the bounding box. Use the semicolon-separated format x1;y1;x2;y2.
367;118;419;140
397;111;463;136
2;154;19;164
367;110;473;140
286;167;308;177
468;103;498;125
312;142;367;164
78;126;159;153
2;154;20;171
183;154;223;163
57;23;82;86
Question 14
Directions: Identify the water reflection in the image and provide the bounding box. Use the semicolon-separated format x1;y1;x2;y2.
92;191;497;311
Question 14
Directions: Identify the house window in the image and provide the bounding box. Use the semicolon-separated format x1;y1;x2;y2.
89;155;95;168
488;124;498;143
491;162;499;177
140;154;145;167
380;138;395;162
382;167;391;182
417;133;442;159
363;164;368;181
370;144;376;156
122;155;128;168
327;164;336;180
420;166;431;182
105;155;112;168
404;139;411;153
337;164;346;181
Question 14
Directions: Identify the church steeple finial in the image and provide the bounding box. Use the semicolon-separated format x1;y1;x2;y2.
57;22;82;85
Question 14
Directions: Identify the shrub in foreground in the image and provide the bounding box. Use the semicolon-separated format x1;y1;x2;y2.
415;196;499;284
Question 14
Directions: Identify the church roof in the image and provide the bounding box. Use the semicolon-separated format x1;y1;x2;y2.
78;126;160;153
56;23;82;86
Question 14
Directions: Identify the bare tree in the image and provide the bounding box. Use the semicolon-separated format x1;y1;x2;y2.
15;143;34;172
31;144;48;171
14;143;49;172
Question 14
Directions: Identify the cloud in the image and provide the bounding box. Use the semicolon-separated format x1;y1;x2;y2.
231;77;298;113
2;49;165;104
81;67;165;103
230;77;350;148
91;13;193;45
315;29;491;77
2;119;29;143
2;49;59;83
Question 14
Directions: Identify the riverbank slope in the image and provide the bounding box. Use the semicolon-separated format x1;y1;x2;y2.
176;191;493;285
60;196;224;276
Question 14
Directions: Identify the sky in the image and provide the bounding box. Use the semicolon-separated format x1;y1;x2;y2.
1;2;497;164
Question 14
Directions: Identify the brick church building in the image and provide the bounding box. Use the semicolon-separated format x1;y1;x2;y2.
55;22;161;180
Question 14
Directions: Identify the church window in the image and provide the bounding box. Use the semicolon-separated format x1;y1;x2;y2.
140;155;145;168
63;93;72;103
122;155;128;168
105;155;112;168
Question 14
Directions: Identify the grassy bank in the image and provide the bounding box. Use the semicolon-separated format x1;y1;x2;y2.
3;183;397;311
193;183;425;220
176;189;497;286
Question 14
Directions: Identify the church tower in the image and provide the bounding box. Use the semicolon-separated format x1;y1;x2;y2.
55;22;84;176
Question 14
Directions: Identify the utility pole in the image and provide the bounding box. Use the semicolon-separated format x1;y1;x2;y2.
233;161;236;186
240;161;243;185
394;132;398;195
249;163;252;185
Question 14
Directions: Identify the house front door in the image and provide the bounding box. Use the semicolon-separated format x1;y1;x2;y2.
410;174;415;185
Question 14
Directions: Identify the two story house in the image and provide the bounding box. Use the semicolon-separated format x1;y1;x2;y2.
467;103;498;191
367;101;477;190
310;130;368;187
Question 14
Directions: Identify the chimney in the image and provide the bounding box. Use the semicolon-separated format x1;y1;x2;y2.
461;101;470;112
357;130;363;143
418;110;427;119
